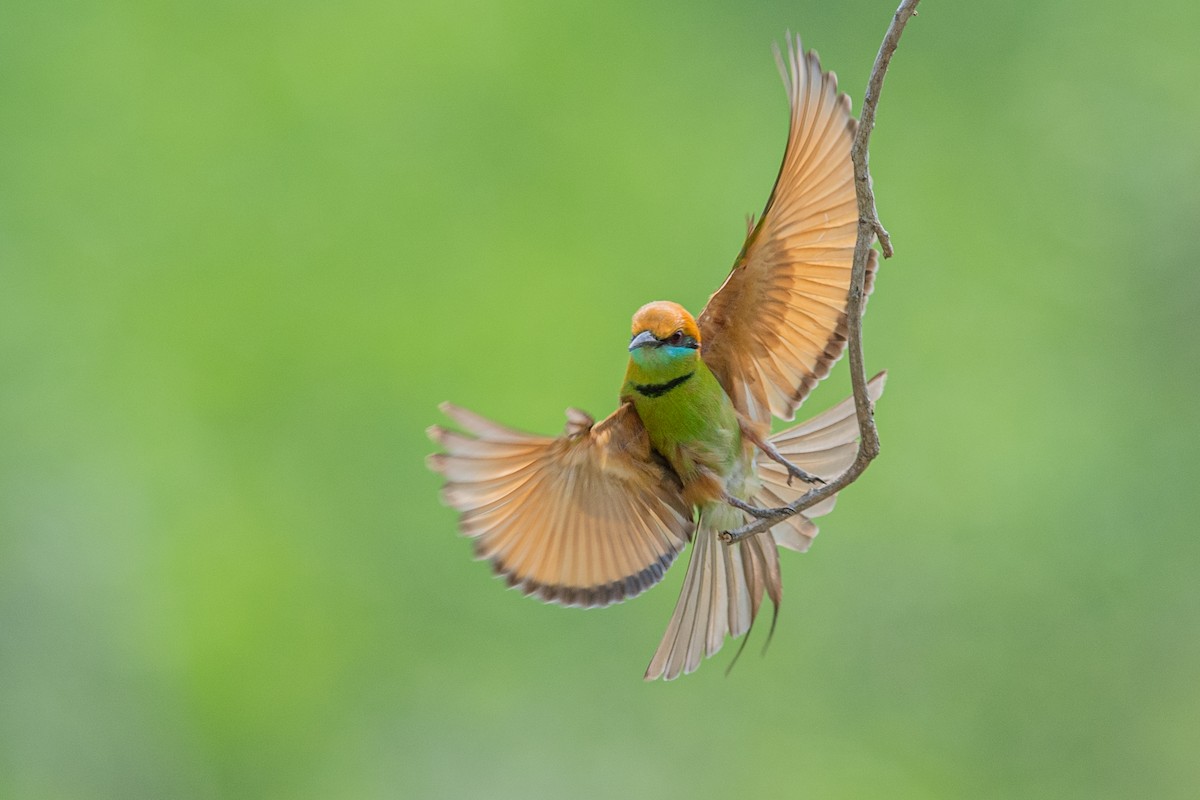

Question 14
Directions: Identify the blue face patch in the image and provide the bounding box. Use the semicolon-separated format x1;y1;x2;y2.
631;344;695;367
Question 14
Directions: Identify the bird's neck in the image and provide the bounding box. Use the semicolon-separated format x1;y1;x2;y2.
624;349;698;392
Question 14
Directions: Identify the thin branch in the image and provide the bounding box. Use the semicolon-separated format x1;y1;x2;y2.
722;0;919;545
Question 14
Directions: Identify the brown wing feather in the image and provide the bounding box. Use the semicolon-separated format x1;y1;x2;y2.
753;372;887;553
698;35;878;426
428;402;694;608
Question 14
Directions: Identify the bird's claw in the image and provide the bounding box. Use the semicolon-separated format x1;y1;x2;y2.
784;463;826;487
747;431;826;487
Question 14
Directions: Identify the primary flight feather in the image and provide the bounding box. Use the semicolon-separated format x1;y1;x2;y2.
428;34;884;680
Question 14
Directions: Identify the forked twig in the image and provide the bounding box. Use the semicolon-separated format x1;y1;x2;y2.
722;0;920;544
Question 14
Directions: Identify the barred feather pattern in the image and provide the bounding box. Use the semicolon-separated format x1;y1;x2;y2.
427;403;694;608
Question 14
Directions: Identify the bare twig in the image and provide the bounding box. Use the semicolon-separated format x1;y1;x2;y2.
722;0;919;544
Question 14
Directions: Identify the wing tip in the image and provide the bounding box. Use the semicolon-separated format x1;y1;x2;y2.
435;401;470;430
782;36;857;138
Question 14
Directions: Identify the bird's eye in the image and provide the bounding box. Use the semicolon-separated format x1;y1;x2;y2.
668;331;685;345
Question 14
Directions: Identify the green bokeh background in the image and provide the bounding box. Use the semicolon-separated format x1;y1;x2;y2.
3;1;1197;797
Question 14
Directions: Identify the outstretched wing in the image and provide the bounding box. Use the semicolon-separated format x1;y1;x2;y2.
428;402;695;608
698;34;877;427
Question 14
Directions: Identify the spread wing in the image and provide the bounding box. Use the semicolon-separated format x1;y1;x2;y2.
427;402;695;608
698;34;878;427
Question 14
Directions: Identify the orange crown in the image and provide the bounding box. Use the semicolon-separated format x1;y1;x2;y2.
630;301;701;344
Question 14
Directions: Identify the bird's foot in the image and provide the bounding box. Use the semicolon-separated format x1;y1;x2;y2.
721;493;805;544
741;424;826;487
781;459;825;487
724;494;786;521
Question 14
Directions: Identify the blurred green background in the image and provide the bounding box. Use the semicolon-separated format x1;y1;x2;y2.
3;0;1198;797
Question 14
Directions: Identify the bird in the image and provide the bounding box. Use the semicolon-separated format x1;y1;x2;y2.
427;34;885;681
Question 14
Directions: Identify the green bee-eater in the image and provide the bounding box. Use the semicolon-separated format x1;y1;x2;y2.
428;35;885;680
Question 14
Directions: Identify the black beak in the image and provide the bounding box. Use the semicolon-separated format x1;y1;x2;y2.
628;330;661;352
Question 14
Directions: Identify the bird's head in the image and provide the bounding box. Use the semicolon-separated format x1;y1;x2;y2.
628;301;701;368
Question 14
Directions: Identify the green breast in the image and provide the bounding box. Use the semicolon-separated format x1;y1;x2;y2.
623;359;741;478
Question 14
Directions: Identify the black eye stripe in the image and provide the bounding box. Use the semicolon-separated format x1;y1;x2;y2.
629;329;699;349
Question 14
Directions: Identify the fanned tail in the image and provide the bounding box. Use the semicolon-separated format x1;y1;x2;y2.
643;502;781;681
